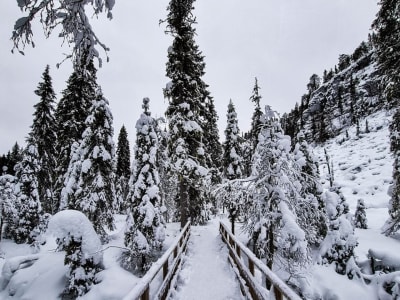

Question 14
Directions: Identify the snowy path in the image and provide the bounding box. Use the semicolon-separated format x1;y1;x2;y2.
170;218;244;300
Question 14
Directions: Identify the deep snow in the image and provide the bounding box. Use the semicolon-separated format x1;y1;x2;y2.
0;110;400;299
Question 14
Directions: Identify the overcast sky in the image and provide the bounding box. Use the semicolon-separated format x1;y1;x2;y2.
0;1;379;154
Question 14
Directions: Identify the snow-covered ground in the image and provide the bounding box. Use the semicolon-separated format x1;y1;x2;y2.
0;110;399;299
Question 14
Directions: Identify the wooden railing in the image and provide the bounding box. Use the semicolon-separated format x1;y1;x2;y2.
123;221;191;300
219;222;302;300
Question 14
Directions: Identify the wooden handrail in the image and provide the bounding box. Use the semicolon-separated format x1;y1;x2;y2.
219;222;302;300
123;221;191;300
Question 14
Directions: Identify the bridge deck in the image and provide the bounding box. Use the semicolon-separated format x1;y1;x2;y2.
171;218;244;300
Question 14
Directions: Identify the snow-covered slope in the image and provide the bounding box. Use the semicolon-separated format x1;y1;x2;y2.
310;110;400;299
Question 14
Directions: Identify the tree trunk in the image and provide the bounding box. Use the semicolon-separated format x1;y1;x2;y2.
180;177;189;228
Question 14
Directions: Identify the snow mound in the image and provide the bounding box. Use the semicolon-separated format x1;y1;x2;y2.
47;210;102;264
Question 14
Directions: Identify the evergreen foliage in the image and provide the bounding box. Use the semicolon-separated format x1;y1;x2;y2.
32;65;57;214
163;0;209;226
245;106;309;278
54;60;97;212
115;125;131;213
373;0;400;236
249;78;263;153
319;188;357;276
124;98;165;272
354;198;368;229
223;100;243;181
0;174;18;240
14;139;42;244
71;87;116;240
293;131;327;246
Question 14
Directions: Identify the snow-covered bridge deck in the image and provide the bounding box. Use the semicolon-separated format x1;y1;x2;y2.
170;219;244;299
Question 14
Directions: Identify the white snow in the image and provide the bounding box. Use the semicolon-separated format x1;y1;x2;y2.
170;218;244;300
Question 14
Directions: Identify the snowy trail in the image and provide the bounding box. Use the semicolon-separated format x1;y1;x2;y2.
170;218;244;300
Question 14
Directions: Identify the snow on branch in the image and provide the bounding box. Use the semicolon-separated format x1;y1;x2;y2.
12;0;115;68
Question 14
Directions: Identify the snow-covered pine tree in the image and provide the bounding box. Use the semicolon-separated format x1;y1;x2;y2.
246;105;309;279
203;96;223;186
222;100;244;234
13;138;42;244
319;187;357;276
12;0;114;68
372;0;400;109
48;210;103;299
372;0;400;236
72;87;116;241
354;198;368;229
293;131;327;246
249;77;263;153
124;98;165;272
163;0;209;227
223;100;244;181
0;174;18;241
54;59;97;212
31;65;57;214
115;125;131;213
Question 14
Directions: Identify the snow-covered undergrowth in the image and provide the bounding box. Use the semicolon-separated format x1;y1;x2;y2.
0;110;399;299
310;110;399;299
0;215;181;300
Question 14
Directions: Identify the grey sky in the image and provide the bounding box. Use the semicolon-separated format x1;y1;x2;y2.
0;1;378;154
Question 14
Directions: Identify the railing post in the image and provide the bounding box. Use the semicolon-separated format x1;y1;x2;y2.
248;258;255;276
273;285;283;300
141;287;150;300
163;261;168;279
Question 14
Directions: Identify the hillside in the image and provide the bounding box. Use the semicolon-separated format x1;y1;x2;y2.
281;40;388;145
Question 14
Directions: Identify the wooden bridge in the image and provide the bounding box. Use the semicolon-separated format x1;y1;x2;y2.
123;221;302;300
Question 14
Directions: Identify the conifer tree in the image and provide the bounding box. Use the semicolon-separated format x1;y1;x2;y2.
222;100;244;234
71;87;116;240
163;0;209;227
223;100;243;181
246;106;309;277
0;174;18;241
293;131;327;246
373;0;400;236
32;65;57;214
54;59;97;211
203;96;223;185
249;77;263;153
124;98;165;271
372;0;400;108
354;198;368;229
319;188;357;276
115;125;131;212
14;138;42;244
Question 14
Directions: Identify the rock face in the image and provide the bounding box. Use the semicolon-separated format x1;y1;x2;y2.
281;40;387;144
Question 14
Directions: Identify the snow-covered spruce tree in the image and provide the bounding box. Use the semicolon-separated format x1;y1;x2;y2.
372;0;400;236
354;198;368;229
48;210;103;299
123;98;165;272
31;65;57;214
12;0;114;68
163;0;209;227
54;59;97;212
13;138;42;244
223;100;244;234
203;96;223;186
115;125;131;213
0;174;18;241
71;87;116;241
372;0;400;109
293;131;327;246
157;124;177;222
245;106;309;279
319;188;357;277
249;77;263;153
